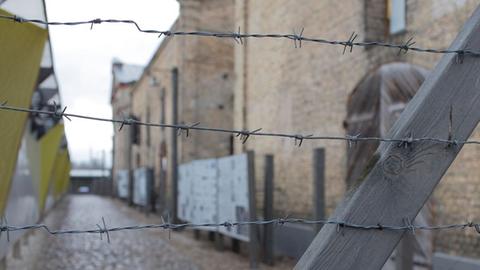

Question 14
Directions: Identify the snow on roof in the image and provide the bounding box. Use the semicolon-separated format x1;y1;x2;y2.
112;59;144;85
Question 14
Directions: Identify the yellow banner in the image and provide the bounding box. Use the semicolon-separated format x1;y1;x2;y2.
61;155;72;194
38;124;65;212
51;148;70;199
0;9;48;215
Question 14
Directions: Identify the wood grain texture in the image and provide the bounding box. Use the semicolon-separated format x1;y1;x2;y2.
295;6;480;270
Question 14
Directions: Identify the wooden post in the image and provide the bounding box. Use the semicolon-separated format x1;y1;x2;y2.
313;148;325;233
295;6;480;270
247;151;259;269
171;67;179;223
263;154;274;265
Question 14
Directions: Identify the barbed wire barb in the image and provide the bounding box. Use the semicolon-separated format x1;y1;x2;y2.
276;214;290;227
95;223;104;241
119;117;135;131
346;133;361;148
292;27;305;48
52;101;71;121
398;36;416;55
177;122;201;138
101;217;111;243
0;216;10;242
12;15;24;23
456;50;466;64
397;132;414;149
343;32;357;54
294;134;313;147
90;18;101;30
236;26;243;45
403;217;416;234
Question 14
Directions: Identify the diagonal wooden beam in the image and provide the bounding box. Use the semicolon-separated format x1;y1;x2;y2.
295;6;480;270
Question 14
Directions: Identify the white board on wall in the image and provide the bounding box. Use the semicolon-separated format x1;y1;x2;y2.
116;170;128;199
217;154;250;241
177;153;251;241
133;168;153;206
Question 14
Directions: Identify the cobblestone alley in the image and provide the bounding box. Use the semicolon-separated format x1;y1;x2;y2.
5;195;293;270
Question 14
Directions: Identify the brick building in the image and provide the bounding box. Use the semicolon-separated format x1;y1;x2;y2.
233;0;480;259
110;0;480;261
111;59;143;194
111;0;235;212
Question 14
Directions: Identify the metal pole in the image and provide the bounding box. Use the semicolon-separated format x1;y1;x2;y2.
127;120;133;206
263;154;274;265
313;148;325;233
171;67;179;222
247;151;258;269
395;234;414;270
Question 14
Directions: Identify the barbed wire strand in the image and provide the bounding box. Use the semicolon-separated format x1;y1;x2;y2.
1;15;480;57
0;104;479;147
1;218;479;242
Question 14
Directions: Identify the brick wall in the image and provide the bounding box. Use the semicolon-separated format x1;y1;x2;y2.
234;0;480;258
129;0;235;213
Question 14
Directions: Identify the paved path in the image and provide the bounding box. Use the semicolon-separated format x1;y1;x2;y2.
6;195;294;270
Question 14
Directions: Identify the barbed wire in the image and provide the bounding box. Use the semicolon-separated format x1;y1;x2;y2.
1;103;479;147
1;15;479;57
1;217;479;243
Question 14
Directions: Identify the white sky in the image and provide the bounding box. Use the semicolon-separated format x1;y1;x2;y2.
45;0;179;165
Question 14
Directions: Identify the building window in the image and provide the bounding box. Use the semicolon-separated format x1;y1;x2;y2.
388;0;406;34
131;115;141;145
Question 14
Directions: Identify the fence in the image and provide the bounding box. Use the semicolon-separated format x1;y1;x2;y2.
1;5;480;270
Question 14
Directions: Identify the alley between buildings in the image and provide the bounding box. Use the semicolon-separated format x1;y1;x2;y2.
5;195;293;270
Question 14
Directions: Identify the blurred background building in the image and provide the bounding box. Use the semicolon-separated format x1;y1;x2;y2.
111;0;235;214
233;0;480;260
111;0;480;266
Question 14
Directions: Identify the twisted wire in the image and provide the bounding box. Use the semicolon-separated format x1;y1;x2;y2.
1;218;479;240
1;15;479;56
0;104;478;147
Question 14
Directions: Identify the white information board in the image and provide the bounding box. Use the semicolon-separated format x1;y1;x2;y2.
116;170;128;199
217;154;250;241
177;153;251;241
133;168;153;206
133;169;147;206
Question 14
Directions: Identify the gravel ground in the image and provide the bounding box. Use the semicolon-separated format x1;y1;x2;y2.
5;195;294;270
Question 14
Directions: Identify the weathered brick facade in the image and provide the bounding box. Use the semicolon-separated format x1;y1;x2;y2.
111;0;480;259
128;0;235;212
233;0;480;258
111;60;143;193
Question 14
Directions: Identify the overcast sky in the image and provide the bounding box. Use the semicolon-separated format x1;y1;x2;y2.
45;0;179;165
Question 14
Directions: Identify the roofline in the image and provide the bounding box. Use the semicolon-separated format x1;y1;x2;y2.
130;18;179;95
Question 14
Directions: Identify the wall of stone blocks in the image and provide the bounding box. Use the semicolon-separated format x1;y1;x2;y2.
128;0;236;214
233;0;480;258
111;86;134;193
